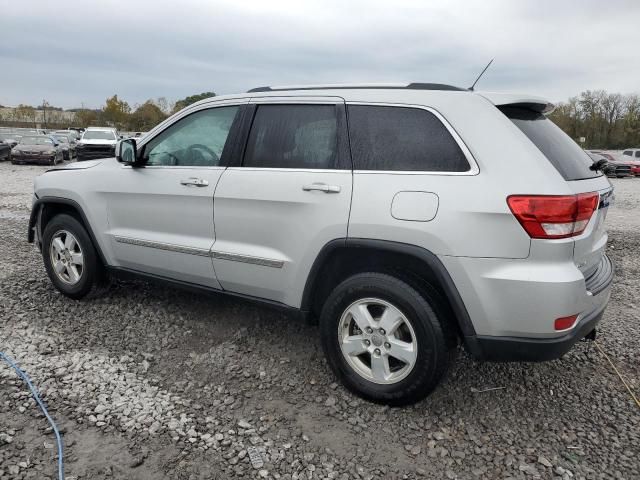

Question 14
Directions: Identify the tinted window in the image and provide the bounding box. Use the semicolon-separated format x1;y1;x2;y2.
347;105;469;172
501;107;601;181
635;151;640;158
144;106;239;167
623;151;632;156
244;105;338;169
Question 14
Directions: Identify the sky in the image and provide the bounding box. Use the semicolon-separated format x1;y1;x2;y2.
1;0;638;110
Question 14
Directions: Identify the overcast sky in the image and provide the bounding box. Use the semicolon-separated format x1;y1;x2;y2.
1;0;638;109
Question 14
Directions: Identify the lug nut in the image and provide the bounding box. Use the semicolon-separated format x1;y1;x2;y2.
379;328;386;335
364;339;371;346
365;327;373;334
384;342;391;349
374;348;381;356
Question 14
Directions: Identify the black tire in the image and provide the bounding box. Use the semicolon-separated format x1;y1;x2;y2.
319;272;453;406
42;214;107;299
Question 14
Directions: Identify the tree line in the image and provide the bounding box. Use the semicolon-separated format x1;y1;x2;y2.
74;92;216;131
0;92;216;132
3;89;640;148
548;90;640;149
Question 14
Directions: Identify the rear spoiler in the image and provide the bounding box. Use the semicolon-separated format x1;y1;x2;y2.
478;92;555;115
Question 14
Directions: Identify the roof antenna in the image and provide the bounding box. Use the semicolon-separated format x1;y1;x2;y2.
469;59;494;91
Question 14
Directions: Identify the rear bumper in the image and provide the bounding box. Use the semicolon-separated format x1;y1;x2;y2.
465;293;608;361
464;255;613;362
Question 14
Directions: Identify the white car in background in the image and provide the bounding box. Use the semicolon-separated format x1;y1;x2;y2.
76;127;120;161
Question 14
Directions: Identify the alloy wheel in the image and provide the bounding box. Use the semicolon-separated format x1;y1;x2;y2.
338;298;418;384
49;230;84;285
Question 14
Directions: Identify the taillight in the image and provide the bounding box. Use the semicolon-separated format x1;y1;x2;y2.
554;314;579;331
507;192;599;239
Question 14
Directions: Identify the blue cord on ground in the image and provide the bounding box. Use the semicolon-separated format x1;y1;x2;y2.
0;351;65;480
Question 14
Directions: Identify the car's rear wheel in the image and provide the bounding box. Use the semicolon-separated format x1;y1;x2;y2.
42;214;107;299
319;272;453;406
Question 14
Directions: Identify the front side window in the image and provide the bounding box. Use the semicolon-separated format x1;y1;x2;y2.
144;106;239;167
347;105;470;172
243;104;338;169
623;151;632;156
635;151;640;158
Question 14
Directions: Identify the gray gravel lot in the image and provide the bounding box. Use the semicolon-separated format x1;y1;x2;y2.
0;162;638;480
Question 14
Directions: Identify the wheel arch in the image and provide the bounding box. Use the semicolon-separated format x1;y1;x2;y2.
301;238;476;340
29;197;108;266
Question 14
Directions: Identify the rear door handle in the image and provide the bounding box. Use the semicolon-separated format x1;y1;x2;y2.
302;183;341;193
180;177;209;187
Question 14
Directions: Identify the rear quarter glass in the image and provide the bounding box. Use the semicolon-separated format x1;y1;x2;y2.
499;106;602;181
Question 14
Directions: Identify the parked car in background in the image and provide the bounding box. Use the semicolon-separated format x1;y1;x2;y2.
29;84;614;405
11;135;63;165
76;127;119;161
0;133;20;149
622;148;640;159
588;150;634;177
67;128;82;140
0;139;11;161
621;149;640;175
52;131;77;160
586;152;626;178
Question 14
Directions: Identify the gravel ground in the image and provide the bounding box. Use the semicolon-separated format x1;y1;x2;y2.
0;162;638;480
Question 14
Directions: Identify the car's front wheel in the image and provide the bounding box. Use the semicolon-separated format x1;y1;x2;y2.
42;214;107;299
320;273;454;406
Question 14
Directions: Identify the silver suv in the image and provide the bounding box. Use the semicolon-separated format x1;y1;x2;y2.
29;84;614;405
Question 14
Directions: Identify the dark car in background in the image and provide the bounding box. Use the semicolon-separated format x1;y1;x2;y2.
52;131;77;160
0;133;21;149
11;135;63;165
0;139;11;161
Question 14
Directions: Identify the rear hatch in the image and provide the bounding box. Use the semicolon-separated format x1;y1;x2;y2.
489;97;612;279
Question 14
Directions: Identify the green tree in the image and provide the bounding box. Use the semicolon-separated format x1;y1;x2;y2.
74;109;99;127
172;92;216;113
15;104;37;125
128;101;167;131
103;95;131;129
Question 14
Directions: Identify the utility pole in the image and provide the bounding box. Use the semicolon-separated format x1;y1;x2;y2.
42;99;48;129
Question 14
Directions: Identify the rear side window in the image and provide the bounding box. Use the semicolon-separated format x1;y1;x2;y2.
347;105;470;172
635;151;640;158
244;105;338;169
623;151;632;156
500;107;601;181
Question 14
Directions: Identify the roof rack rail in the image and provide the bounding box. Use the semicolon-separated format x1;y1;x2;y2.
246;83;465;93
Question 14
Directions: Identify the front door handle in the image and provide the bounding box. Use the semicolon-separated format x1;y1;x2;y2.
302;183;341;193
180;177;209;187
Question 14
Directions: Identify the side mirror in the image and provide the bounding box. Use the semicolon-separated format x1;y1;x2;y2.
116;138;139;165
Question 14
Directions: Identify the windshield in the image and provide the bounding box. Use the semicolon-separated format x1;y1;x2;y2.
0;134;16;141
500;106;601;181
53;135;69;143
83;130;116;140
19;136;54;145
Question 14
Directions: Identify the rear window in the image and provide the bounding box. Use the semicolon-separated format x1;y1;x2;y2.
347;105;470;172
500;106;601;181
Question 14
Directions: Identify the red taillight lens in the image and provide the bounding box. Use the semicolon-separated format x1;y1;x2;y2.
554;314;579;331
507;192;599;239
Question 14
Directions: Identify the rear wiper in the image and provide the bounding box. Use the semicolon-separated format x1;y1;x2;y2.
590;159;608;172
